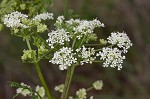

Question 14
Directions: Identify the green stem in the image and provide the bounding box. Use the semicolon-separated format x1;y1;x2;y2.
47;28;50;33
93;60;103;63
35;63;53;99
25;38;32;50
95;49;103;52
86;87;94;91
95;44;114;52
64;0;68;17
34;90;43;99
72;37;76;48
76;35;86;49
84;44;103;46
60;65;75;99
61;34;87;99
60;35;83;99
25;38;53;99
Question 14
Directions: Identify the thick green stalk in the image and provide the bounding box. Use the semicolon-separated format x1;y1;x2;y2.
35;63;53;99
25;38;53;99
60;65;75;99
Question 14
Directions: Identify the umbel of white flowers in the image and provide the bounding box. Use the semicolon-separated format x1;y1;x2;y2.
16;83;46;98
4;11;53;28
3;11;132;71
46;15;132;70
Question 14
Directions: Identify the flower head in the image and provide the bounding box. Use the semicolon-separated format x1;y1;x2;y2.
54;84;64;93
107;32;132;53
76;46;96;65
21;49;36;63
65;18;104;39
46;29;71;48
97;47;125;70
90;96;94;99
74;19;104;35
4;11;28;28
37;23;47;33
33;12;54;21
35;86;45;98
16;83;31;96
56;15;65;25
76;88;87;99
93;80;103;90
50;47;77;70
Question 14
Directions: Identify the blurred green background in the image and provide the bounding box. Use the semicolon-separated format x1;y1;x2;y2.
0;0;150;99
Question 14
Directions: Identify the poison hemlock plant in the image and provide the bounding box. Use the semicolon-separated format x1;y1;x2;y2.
1;0;132;99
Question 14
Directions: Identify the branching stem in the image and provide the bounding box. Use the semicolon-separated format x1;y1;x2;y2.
25;38;53;99
35;63;53;99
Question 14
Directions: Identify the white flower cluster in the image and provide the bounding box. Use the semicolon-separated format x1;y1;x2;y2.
16;83;45;98
46;16;132;70
76;88;87;99
93;80;103;90
49;46;97;70
107;32;132;53
65;18;80;25
97;47;126;70
46;29;71;48
56;15;65;25
76;46;96;65
4;11;54;30
4;11;28;28
50;47;77;70
33;12;54;21
35;86;45;98
54;84;64;93
16;83;31;96
66;18;104;39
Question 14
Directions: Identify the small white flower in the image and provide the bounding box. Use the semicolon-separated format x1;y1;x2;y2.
68;96;74;99
4;11;28;28
76;88;87;99
17;88;30;96
97;47;125;70
74;19;104;35
56;15;65;24
54;84;64;93
65;18;80;25
35;86;45;98
93;80;103;90
33;12;54;21
99;39;107;45
16;83;31;96
46;29;71;48
90;96;94;99
65;18;104;39
50;47;77;70
107;32;132;53
77;46;96;65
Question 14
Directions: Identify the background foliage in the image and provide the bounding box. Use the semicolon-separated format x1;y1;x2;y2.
0;0;150;99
